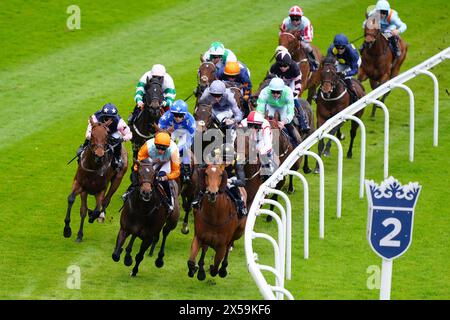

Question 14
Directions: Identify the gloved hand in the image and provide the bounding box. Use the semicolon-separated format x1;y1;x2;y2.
337;71;347;78
162;100;168;107
157;175;168;182
227;177;237;188
137;101;145;110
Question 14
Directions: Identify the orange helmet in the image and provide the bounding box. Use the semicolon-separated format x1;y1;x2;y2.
224;61;240;76
154;132;171;147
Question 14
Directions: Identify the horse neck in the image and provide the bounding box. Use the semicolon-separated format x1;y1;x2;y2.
82;146;105;170
366;33;388;57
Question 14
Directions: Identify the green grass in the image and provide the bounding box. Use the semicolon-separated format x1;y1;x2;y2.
0;0;449;300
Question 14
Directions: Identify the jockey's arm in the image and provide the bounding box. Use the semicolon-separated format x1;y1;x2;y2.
232;163;246;187
118;118;132;141
158;111;172;129
134;142;150;171
167;147;181;180
285;92;296;124
134;72;149;105
390;12;407;34
185;114;197;136
256;90;269;115
260;122;273;155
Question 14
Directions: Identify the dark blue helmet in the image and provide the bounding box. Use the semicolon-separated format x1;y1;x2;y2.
99;103;118;122
333;34;349;47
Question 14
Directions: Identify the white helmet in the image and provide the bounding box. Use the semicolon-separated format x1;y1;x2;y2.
209;41;225;56
268;77;285;91
209;80;226;95
151;64;166;77
375;0;390;11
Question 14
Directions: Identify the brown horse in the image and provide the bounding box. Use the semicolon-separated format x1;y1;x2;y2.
187;163;247;280
112;158;179;276
194;61;217;106
315;56;365;172
130;77;164;160
278;32;322;104
358;14;408;117
64;118;128;242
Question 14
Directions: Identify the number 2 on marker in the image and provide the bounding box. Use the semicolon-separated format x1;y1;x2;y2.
379;218;401;247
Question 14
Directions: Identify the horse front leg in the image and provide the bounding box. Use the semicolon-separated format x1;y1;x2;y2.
112;228;129;262
155;219;177;268
124;234;137;266
218;245;232;278
64;192;76;238
369;79;380;118
187;236;200;277
347;120;359;159
181;185;192;234
197;245;208;281
210;245;227;278
76;192;88;242
89;191;105;223
131;239;152;277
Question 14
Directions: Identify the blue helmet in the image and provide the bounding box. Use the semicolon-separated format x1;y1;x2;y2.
333;34;349;47
170;99;188;114
101;103;118;117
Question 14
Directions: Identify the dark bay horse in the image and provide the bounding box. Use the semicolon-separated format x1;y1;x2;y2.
187;163;247;280
358;14;407;117
64;118;128;242
130;77;164;159
111;159;179;276
315;57;365;172
279;32;322;104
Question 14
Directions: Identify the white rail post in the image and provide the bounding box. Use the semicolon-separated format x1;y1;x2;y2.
287;170;309;260
390;83;415;162
417;69;439;146
342;115;366;199
368;99;390;179
303;150;325;238
322;134;343;219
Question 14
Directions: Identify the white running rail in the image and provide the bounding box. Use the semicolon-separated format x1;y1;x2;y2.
244;47;450;300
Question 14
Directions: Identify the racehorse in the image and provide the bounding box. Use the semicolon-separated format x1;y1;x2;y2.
315;56;365;171
111;158;179;276
130;77;164;160
64;118;128;242
250;78;315;174
278;32;322;104
187;163;247;280
358;13;407;117
194;61;217;106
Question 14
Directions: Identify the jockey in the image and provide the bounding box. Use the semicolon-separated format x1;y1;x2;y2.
130;64;176;123
216;61;253;115
158;99;196;183
327;34;361;103
364;0;407;57
198;80;243;138
267;48;310;133
77;103;132;170
239;111;276;180
279;5;319;70
128;131;180;213
256;77;301;148
202;41;238;69
192;143;248;218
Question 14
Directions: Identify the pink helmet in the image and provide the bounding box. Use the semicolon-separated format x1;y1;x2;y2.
289;5;303;17
247;111;265;125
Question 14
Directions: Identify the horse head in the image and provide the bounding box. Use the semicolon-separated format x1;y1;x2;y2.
194;103;213;133
196;62;217;97
134;158;155;202
278;32;302;60
204;164;226;203
364;14;382;49
320;56;340;97
144;76;164;119
89;118;112;162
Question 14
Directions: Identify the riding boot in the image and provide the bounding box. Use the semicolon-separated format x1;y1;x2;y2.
181;163;191;183
76;139;89;162
285;123;301;148
159;179;174;214
294;99;310;134
228;186;247;218
192;191;204;209
389;36;401;57
307;50;319;71
344;78;358;104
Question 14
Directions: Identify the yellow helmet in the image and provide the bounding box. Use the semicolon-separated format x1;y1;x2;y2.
154;132;171;147
224;61;240;76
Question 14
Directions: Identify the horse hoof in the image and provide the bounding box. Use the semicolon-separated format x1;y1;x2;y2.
181;224;189;235
124;255;133;266
303;167;312;174
347;154;353;159
339;133;345;141
155;258;164;268
130;271;137;277
266;215;273;223
63;227;72;238
75;237;83;243
209;265;218;277
314;168;320;174
197;270;206;281
323;150;331;157
97;212;105;223
219;269;228;278
287;187;295;194
112;253;120;262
